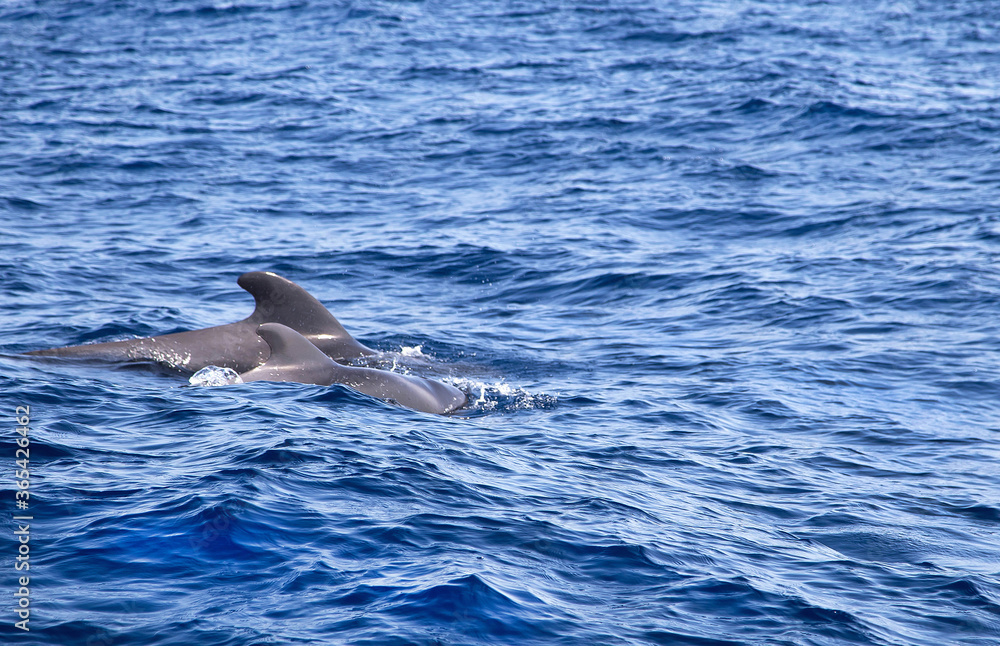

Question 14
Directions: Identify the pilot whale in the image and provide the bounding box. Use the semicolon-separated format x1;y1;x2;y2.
24;272;376;373
241;323;466;415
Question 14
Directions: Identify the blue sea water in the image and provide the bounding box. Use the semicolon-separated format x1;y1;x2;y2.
2;0;1000;644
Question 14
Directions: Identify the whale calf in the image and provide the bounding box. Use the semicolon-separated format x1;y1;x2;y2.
24;272;376;373
241;323;466;415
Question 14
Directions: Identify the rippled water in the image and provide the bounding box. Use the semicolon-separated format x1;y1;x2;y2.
2;1;999;644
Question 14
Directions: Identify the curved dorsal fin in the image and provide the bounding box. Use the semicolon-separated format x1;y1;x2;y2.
254;323;333;368
237;271;376;362
237;271;349;335
240;323;340;385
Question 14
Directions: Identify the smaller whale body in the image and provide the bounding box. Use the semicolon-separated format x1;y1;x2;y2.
24;272;376;373
240;323;467;415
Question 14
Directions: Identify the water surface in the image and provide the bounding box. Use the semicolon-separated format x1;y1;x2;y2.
1;1;999;644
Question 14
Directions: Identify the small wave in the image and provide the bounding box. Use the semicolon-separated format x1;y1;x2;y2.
622;29;733;44
446;378;557;413
799;101;889;121
1;196;47;211
736;98;777;113
118;160;170;171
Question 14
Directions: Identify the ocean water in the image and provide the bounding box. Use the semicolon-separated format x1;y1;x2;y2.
2;0;999;644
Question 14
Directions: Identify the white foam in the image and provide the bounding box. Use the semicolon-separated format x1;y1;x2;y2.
443;377;556;411
399;345;426;358
189;365;244;387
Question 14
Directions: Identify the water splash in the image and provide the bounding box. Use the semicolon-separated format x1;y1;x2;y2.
400;345;426;358
188;365;243;387
445;377;557;412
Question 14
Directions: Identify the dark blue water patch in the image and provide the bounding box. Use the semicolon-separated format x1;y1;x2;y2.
2;195;49;210
622;28;735;45
735;98;777;114
637;207;796;235
117;159;171;172
940;504;1000;524
809;529;930;565
640;631;745;646
384;573;562;640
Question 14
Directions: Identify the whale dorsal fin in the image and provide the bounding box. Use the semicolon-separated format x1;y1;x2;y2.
237;271;350;336
255;323;332;367
237;272;376;362
240;323;339;385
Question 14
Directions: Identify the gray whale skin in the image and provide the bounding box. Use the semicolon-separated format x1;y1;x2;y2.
24;271;376;373
241;323;467;415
